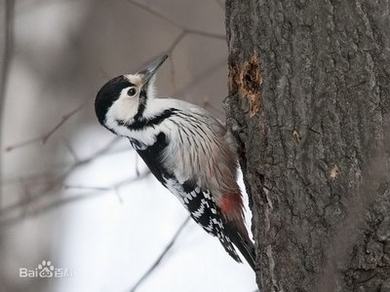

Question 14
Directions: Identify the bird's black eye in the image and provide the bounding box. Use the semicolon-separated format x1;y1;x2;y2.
127;87;137;97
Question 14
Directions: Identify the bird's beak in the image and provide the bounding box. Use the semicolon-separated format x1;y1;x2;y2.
139;54;168;84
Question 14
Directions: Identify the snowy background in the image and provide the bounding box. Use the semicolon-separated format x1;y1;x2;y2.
1;1;257;291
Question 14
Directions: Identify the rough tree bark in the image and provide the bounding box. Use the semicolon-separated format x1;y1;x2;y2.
225;1;390;291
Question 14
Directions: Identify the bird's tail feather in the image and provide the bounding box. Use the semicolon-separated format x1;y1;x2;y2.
223;221;256;270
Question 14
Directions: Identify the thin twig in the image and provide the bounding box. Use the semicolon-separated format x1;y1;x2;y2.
134;152;140;177
184;28;225;40
63;138;80;162
0;138;120;218
5;101;89;152
166;31;186;54
64;172;150;193
127;0;225;41
1;143;129;186
127;0;180;28
0;171;151;227
129;216;191;292
166;29;225;55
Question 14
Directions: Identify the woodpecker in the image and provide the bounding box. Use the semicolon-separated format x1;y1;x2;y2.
94;55;255;270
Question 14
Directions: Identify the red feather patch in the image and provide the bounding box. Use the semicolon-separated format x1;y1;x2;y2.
219;194;243;217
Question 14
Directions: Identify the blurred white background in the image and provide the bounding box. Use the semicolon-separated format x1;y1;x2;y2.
1;1;256;291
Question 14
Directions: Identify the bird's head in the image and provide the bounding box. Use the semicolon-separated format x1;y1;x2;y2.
95;54;168;130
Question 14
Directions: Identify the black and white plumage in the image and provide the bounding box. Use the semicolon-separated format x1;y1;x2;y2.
94;55;255;269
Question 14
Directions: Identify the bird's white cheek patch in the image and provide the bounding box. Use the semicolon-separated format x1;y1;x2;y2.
106;95;138;123
116;96;139;121
104;97;138;136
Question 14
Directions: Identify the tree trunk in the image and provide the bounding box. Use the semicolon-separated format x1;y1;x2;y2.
225;1;390;291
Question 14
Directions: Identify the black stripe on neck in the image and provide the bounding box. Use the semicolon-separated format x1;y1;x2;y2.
118;108;178;130
133;89;147;121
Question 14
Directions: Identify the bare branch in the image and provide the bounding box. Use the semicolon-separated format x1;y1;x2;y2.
1;143;130;187
134;151;141;177
127;0;225;41
166;31;186;54
0;137;121;218
184;28;225;40
129;216;191;292
0;171;151;228
63;185;112;192
63;138;80;162
5;101;89;152
64;172;150;194
127;0;180;28
166;29;225;56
